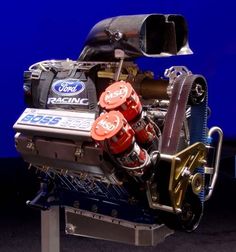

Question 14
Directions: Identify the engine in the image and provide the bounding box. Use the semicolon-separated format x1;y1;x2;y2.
13;14;223;246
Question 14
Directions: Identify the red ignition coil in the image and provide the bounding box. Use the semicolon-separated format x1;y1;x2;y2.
99;81;156;145
91;110;148;169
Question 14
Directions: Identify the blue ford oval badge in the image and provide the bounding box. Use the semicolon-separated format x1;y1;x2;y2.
52;79;85;96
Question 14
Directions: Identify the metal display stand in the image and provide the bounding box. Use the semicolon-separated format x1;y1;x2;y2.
41;206;173;251
65;208;174;246
41;206;60;252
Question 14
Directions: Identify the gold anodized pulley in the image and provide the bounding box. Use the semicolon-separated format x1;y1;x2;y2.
190;173;204;195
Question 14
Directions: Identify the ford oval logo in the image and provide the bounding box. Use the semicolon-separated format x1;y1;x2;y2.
52;79;85;96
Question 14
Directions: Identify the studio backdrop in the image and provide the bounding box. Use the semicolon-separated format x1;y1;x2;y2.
0;0;235;157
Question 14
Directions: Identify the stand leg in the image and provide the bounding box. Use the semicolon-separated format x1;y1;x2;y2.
41;206;60;252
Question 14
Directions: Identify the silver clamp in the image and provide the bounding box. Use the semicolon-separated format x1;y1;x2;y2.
164;66;192;97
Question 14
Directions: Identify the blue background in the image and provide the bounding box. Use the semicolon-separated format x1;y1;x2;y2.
1;0;235;157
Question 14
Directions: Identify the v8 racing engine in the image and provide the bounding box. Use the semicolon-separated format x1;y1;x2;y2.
14;14;223;245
